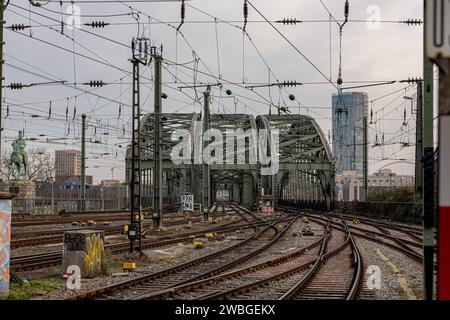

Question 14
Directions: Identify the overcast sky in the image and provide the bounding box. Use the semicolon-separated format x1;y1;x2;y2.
3;0;428;182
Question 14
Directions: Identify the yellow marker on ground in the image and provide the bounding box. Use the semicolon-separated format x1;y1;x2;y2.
123;262;136;271
193;241;203;249
375;249;417;300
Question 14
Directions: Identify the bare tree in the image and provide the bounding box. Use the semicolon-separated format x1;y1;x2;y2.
0;152;15;180
0;148;54;182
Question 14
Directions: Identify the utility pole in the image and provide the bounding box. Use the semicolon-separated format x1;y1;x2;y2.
415;81;424;203
362;116;368;201
152;50;163;230
129;38;148;254
202;86;211;222
0;1;4;173
80;114;86;212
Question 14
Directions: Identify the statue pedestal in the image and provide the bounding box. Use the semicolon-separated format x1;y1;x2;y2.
0;181;35;215
0;180;35;198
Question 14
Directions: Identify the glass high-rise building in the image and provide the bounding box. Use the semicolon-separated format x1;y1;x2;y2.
332;92;368;175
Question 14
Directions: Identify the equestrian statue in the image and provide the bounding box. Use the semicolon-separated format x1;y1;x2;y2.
10;130;28;179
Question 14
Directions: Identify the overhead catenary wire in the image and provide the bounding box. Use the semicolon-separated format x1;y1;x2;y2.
2;0;425;181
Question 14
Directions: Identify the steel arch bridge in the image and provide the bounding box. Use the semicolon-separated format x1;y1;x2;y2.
125;112;335;213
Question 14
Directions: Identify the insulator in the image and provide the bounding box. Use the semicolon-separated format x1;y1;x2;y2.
277;18;298;25
243;0;248;18
282;81;298;87
86;21;109;28
9;83;24;90
344;1;349;18
404;19;422;26
181;0;185;19
88;80;105;87
404;77;422;83
10;24;29;31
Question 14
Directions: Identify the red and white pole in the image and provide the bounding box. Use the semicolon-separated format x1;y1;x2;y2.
438;62;450;300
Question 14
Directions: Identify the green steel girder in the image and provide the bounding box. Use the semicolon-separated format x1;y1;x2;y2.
125;113;335;211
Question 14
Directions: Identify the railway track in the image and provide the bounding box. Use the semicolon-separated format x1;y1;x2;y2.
67;212;297;300
278;207;427;265
12;204;181;227
11;207;285;272
16;205;424;300
11;214;224;248
133;219;329;300
280;220;361;300
138;217;362;301
11;203;241;247
188;219;361;300
304;213;425;264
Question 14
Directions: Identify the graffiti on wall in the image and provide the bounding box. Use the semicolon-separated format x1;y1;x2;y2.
12;199;33;215
84;233;105;278
0;201;12;293
57;201;77;213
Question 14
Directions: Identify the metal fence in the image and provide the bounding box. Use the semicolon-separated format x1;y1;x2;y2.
12;197;128;215
336;201;423;224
